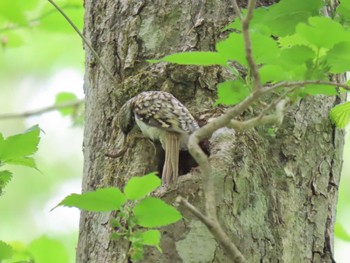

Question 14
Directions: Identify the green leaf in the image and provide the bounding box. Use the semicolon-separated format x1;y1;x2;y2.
0;1;26;25
279;46;315;68
215;80;250;106
336;0;350;24
0;170;12;195
149;52;227;66
216;32;279;66
55;92;78;116
329;102;350;128
139;230;162;252
296;17;348;49
28;236;69;263
133;197;182;227
262;0;324;36
0;126;40;168
0;240;13;260
335;222;350;242
56;187;127;212
124;172;161;200
259;65;287;84
216;33;245;65
327;41;350;73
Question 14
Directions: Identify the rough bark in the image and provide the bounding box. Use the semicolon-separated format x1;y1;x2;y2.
77;0;344;262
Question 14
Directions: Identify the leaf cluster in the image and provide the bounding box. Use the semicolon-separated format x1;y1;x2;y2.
151;0;350;127
56;173;182;261
0;125;41;196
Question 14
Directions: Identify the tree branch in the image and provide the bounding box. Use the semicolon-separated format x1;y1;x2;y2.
265;79;350;92
0;99;84;119
47;0;118;85
233;0;261;90
228;99;288;131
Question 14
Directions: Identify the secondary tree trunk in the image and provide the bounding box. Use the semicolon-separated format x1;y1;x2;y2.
77;0;344;262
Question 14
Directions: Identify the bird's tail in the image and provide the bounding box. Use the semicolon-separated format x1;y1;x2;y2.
162;132;180;186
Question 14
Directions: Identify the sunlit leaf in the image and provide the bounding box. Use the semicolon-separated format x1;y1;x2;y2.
216;31;279;66
28;236;69;263
336;0;350;24
56;187;127;211
262;0;323;36
215;80;250;106
259;65;287;84
0;170;12;194
330;101;350;128
124;172;161;200
133;197;182;227
139;230;162;251
0;240;13;260
296;17;348;49
327;41;350;73
149;52;227;66
0;126;40;168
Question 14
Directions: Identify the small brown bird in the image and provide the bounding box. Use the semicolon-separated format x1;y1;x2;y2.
117;91;199;186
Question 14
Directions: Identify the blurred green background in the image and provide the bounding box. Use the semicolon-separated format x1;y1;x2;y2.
0;0;349;262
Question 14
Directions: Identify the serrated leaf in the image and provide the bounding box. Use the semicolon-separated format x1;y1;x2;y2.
259;65;287;84
55;187;126;211
0;126;40;167
296;17;348;49
330;102;350;128
0;240;13;260
28;236;69;263
149;52;227;66
216;31;279;66
55;92;78;116
280;46;315;67
262;0;323;36
133;197;182;227
327;41;350;73
0;170;12;195
124;172;161;200
139;230;162;252
335;222;350;242
215;80;250;106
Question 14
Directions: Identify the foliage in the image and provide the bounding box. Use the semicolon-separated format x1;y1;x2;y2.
56;173;182;261
0;236;70;263
151;0;350;127
0;127;70;263
0;125;41;196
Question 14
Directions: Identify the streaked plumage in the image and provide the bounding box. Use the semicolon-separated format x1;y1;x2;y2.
117;91;198;185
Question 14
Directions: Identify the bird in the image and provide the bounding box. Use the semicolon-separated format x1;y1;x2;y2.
117;91;199;186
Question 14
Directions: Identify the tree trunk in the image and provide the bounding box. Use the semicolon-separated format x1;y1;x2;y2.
77;0;344;262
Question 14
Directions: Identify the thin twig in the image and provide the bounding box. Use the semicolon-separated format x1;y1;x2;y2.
0;99;84;119
177;196;246;263
228;99;288;131
265;80;350;92
47;0;118;84
234;0;261;90
0;4;80;33
232;1;243;20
